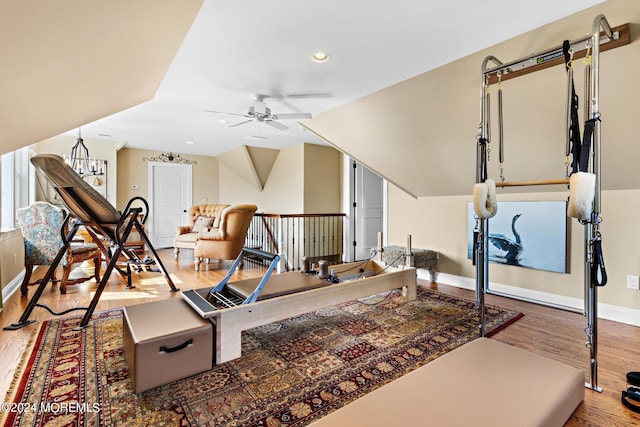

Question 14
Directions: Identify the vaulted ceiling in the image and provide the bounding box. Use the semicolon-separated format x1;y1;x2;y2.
1;0;605;160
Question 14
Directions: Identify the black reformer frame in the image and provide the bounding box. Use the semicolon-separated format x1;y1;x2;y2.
475;14;627;392
4;154;179;331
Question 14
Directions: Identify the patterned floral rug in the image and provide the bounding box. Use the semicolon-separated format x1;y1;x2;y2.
2;286;522;427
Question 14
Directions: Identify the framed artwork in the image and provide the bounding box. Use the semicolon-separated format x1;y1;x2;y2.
467;201;568;273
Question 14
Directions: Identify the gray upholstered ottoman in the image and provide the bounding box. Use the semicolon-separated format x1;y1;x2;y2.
123;298;213;393
375;245;439;281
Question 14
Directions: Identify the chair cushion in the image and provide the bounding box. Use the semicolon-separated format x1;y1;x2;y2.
191;215;214;232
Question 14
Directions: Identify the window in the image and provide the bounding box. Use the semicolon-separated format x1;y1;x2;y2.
1;147;31;230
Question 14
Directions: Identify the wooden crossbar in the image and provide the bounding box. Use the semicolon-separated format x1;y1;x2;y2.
495;178;570;188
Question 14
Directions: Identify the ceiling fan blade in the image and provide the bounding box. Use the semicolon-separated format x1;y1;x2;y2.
285;92;332;99
229;119;253;128
266;120;289;131
271;112;312;120
205;109;249;118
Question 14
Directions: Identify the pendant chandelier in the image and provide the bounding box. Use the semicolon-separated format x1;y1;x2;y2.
63;128;105;178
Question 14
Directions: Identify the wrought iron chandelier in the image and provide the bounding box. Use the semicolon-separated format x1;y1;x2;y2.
63;129;105;177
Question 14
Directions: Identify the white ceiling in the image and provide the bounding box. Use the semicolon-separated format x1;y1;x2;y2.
66;0;605;157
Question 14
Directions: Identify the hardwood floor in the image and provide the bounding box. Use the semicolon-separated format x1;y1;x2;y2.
1;249;639;425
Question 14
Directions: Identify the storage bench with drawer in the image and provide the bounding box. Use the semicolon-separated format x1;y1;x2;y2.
123;298;214;393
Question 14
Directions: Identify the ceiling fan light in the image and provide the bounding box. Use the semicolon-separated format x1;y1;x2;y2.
244;135;267;141
312;51;329;62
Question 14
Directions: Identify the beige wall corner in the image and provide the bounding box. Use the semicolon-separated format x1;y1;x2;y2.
247;146;281;189
218;143;341;214
217;145;279;191
219;144;304;213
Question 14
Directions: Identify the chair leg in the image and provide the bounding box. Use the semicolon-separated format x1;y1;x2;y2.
61;266;71;294
93;256;102;282
174;247;180;259
20;266;33;297
194;257;201;271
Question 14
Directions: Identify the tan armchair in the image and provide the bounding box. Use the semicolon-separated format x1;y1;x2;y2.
174;203;257;270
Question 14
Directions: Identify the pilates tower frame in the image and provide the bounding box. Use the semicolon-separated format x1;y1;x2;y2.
475;14;628;392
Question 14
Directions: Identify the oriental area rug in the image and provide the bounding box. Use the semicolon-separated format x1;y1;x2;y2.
2;286;522;427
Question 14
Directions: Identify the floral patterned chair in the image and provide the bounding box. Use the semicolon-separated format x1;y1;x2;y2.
17;201;101;296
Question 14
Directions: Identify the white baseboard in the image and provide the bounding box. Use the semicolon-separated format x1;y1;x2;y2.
417;269;640;327
1;271;24;309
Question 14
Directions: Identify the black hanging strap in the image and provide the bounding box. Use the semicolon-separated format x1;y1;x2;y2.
563;40;582;174
579;118;598;173
592;237;607;286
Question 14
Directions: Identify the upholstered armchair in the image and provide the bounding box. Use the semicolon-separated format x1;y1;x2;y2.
17;202;102;296
174;203;257;270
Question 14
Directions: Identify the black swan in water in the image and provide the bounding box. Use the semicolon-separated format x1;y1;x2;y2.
489;214;523;262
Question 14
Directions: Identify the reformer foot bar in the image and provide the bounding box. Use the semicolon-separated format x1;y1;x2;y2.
475;15;627;393
182;248;280;312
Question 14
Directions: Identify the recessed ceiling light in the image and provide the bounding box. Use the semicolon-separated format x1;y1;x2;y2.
184;140;194;145
311;51;329;63
218;119;228;125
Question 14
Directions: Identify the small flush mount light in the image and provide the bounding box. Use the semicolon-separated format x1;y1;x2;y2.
311;51;330;63
184;140;194;145
218;119;228;125
244;135;267;141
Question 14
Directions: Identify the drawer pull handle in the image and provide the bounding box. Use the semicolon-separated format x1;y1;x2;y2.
159;339;193;353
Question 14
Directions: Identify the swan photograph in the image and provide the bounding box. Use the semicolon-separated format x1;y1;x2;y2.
467;201;568;273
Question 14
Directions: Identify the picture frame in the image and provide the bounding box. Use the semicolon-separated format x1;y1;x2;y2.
467;200;568;273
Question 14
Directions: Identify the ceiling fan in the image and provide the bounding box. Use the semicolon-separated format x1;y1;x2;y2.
206;95;312;131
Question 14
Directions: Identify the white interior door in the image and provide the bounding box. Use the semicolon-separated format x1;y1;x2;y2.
354;163;384;260
148;162;192;248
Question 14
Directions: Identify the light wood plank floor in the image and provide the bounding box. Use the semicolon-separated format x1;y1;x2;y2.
1;249;639;426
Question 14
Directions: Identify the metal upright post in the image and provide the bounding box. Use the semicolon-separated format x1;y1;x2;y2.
583;14;612;393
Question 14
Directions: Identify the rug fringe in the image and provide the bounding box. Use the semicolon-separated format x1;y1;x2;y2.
0;322;41;426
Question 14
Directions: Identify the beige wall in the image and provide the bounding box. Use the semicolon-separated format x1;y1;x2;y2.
304;144;342;213
0;229;24;303
219;143;341;214
116;148;219;209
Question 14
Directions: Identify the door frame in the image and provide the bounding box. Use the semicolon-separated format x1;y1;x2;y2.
147;161;193;248
343;158;387;262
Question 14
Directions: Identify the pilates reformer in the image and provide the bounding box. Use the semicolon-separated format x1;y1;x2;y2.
182;245;416;363
4;154;179;331
473;15;628;393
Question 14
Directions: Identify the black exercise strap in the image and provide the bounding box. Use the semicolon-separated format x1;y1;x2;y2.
580;118;598;173
592;237;607;286
563;40;582;174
